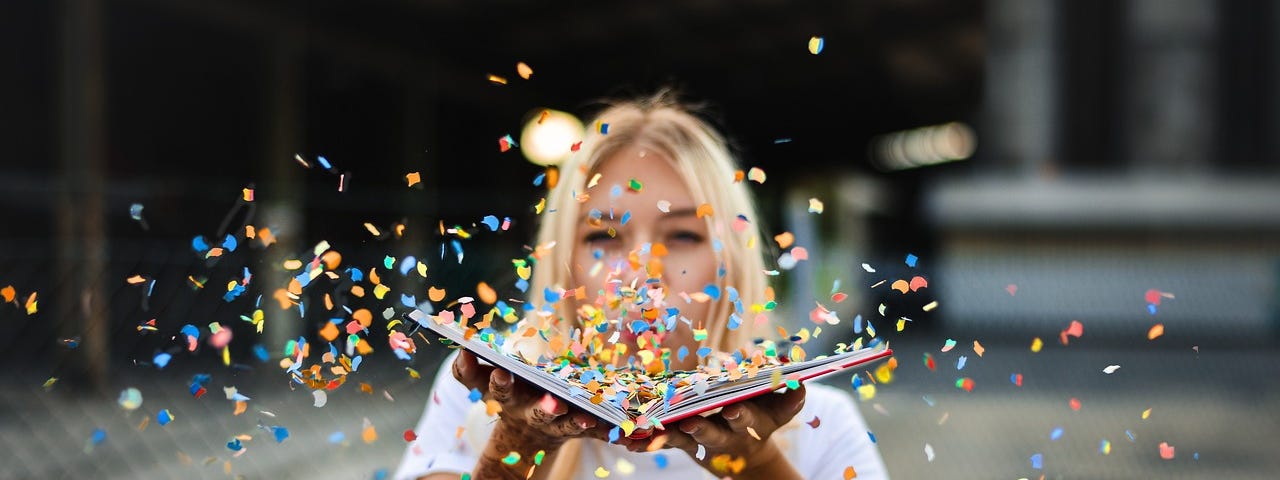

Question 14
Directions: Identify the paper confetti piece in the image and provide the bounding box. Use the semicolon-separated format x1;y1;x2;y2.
516;62;533;80
1005;284;1017;295
405;172;421;187
0;285;13;303
1159;442;1175;460
402;429;417;442
1069;397;1082;411
924;443;935;462
1099;439;1111;454
808;198;824;213
118;388;143;411
905;253;918;267
973;341;985;357
808;36;825;55
362;421;377;443
1148;323;1164;340
90;428;107;446
313;390;327;408
695;203;714;218
807;416;822;428
615;459;635;474
656;200;671;213
955;377;974;392
867;431;877;443
1011;373;1023;386
1030;453;1043;469
503;452;522;465
157;409;174;426
1049;427;1063;441
941;339;956;352
25;292;37;314
1030;337;1043;352
746;167;766;184
1103;365;1121;374
594;466;610;478
655;454;669;469
695;444;706;460
273;426;289;443
1142;408;1152;419
1060;320;1084;345
843;465;857;479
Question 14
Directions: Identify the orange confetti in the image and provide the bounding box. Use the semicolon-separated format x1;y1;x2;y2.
233;401;247;416
774;232;795;249
352;309;373;328
1;285;15;303
321;250;342;270
476;282;497;305
405;171;421;187
973;341;985;357
1147;323;1164;340
516;62;534;80
843;465;858;479
362;423;378;444
485;399;503;416
126;275;147;285
428;287;446;302
24;292;37;315
890;279;910;294
695;203;714;218
319;322;339;342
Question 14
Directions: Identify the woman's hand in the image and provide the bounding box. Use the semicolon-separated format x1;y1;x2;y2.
450;350;610;478
632;385;808;479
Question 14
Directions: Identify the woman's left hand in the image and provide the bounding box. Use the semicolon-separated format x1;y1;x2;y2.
624;385;807;478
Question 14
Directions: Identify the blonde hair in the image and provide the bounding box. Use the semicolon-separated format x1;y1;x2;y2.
528;91;773;478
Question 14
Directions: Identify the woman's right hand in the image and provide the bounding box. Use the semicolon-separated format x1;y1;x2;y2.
450;349;611;451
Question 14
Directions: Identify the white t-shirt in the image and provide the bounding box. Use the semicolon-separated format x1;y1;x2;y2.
393;351;888;479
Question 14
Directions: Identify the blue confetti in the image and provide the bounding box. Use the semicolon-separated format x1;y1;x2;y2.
905;253;918;267
1125;430;1135;442
610;185;623;198
253;344;269;362
222;234;237;252
468;388;482;403
272;426;289;443
317;155;332;170
351;356;363;371
533;173;545;186
481;215;500;231
223;283;246;302
1147;304;1157;315
1050;427;1063;441
1030;453;1043;469
853;314;863;334
655;453;669;469
852;374;864;388
956;356;967;370
372;469;387;480
608;426;620;443
515;278;529;293
157;409;174;426
620;210;632;225
696;347;712;358
727;314;742;330
90;428;107;446
328;431;346;444
398;256;417;275
703;284;721;301
384;256;395;269
226;438;243;451
153;352;172;369
348;268;364;282
774;138;792;144
451;239;464;263
191;236;208;253
677;346;688;363
867;431;877;443
129;203;144;220
544;287;562;303
629;320;649;334
400;293;417;308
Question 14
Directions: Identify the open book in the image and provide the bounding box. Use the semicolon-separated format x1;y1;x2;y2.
409;308;892;435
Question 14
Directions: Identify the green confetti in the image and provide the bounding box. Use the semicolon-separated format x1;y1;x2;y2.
502;452;521;465
628;179;643;192
384;256;395;269
534;450;545;465
785;379;800;390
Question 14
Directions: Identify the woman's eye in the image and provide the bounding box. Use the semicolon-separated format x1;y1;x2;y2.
583;231;616;244
668;230;705;244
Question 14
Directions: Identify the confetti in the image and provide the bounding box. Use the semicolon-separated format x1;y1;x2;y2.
118;388;143;411
747;167;766;184
313;390;327;408
403;429;417;442
1159;441;1175;460
807;198;824;214
1011;373;1023;386
1069;397;1082;411
157;409;174;426
1030;453;1043;469
807;416;822;428
1049;427;1063;441
1103;365;1121;374
1060;320;1084;345
516;62;533;80
924;443;935;462
362;419;377;443
1030;337;1043;352
405;172;421;187
905;253;918;267
487;74;508;85
594;466;610;478
1142;408;1152;419
941;339;956;352
695;203;714;218
954;377;974;392
502;452;521;465
808;36;825;55
843;465;857;479
972;341;985;357
272;425;290;443
1005;284;1017;296
1148;324;1164;340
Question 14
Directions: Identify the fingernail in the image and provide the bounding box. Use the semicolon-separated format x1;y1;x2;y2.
494;371;511;386
680;424;699;434
723;408;740;420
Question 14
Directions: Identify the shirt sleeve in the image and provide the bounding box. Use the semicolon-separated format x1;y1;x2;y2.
790;384;890;480
393;351;479;480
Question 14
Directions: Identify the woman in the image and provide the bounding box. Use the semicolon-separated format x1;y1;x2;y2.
394;91;888;479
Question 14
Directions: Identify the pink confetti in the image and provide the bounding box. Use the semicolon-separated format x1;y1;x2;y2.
1005;284;1018;296
1159;441;1175;460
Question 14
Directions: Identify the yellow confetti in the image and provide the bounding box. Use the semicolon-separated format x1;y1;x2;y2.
856;383;876;401
594;466;610;478
487;74;508;85
25;292;37;315
1030;337;1043;353
126;275;147;285
516;61;533;80
1142;408;1152;420
615;458;635;474
922;300;939;312
808;198;824;214
808;36;825;55
42;377;57;389
746;426;761;440
242;188;254;202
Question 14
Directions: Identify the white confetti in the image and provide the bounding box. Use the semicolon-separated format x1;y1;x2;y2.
695;444;706;461
925;443;935;462
1103;365;1121;374
657;200;671;213
862;263;876;273
313;390;328;408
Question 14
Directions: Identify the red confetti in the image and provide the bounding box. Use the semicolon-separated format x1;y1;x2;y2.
1145;289;1163;305
908;276;928;292
1059;320;1084;345
403;429;417;442
1069;397;1082;411
570;141;582;152
807;416;822;428
1005;284;1017;296
1012;373;1023;387
831;292;848;303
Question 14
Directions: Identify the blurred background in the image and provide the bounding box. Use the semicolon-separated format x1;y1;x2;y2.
1;0;1278;478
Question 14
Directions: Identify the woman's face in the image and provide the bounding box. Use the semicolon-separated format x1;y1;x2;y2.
570;145;714;370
